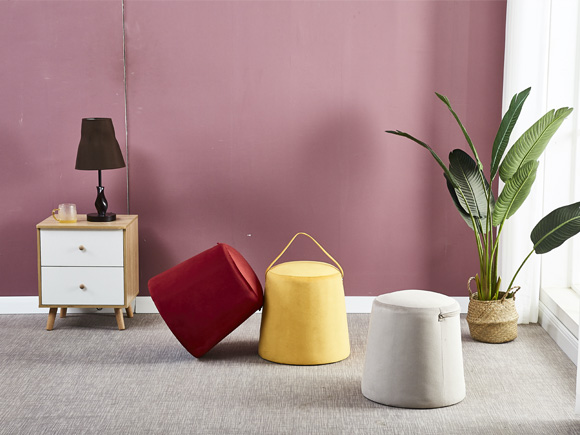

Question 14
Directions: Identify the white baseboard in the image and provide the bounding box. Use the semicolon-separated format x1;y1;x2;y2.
0;296;470;314
135;297;157;313
0;297;48;314
454;296;470;313
539;300;578;366
346;296;375;313
0;297;137;315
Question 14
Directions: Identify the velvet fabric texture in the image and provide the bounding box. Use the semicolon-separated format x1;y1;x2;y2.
361;290;465;408
259;260;350;365
148;243;263;358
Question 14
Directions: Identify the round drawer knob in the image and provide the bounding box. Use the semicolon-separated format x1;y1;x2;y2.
79;284;86;290
79;245;85;251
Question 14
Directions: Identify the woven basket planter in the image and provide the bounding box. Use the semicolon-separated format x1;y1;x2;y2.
466;291;519;343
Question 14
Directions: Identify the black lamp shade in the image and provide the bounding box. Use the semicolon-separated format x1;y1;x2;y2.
75;118;125;222
75;118;125;170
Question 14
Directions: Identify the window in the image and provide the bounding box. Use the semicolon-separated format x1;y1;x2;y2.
502;0;580;371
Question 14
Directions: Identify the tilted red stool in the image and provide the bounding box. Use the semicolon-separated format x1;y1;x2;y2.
148;243;263;358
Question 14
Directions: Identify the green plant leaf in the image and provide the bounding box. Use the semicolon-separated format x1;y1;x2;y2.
448;149;492;220
435;93;483;171
445;176;492;234
444;148;495;235
531;201;580;254
492;160;539;226
490;87;531;180
499;107;573;182
386;130;458;188
445;176;476;230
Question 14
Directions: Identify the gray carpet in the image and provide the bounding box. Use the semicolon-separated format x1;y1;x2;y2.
0;313;578;434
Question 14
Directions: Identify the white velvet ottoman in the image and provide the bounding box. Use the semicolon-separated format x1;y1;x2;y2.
361;290;465;408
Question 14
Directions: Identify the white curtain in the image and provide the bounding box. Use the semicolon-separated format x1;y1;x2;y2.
501;0;580;414
499;0;580;324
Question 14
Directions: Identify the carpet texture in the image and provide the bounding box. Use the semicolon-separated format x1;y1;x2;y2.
0;313;578;434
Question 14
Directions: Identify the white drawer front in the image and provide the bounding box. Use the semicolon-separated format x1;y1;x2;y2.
40;230;123;267
41;267;125;306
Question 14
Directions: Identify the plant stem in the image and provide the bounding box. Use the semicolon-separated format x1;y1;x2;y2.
455;189;485;264
486;186;492;297
507;248;535;291
473;228;485;267
506;219;573;291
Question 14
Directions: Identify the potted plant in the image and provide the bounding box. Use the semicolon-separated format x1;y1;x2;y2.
387;88;580;343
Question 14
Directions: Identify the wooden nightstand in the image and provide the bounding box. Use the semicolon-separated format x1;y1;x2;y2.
37;214;139;330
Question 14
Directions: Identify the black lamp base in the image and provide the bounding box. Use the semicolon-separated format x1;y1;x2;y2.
87;212;117;222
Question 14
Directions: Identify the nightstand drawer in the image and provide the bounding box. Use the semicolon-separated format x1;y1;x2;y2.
41;267;125;306
40;229;123;267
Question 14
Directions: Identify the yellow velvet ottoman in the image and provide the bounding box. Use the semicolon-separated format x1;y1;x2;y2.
258;233;350;365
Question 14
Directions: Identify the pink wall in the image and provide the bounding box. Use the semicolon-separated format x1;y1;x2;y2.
0;1;127;297
1;1;505;298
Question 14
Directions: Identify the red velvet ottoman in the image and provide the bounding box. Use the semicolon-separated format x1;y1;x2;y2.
148;243;263;358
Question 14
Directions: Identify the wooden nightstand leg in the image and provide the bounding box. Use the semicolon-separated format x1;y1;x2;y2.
60;308;67;318
46;308;58;330
126;304;134;318
115;308;125;330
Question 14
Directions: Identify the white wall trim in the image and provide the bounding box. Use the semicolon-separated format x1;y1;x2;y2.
137;296;471;314
345;297;375;313
0;297;47;314
540;287;579;339
0;296;470;315
135;296;157;313
539;300;578;366
0;297;137;315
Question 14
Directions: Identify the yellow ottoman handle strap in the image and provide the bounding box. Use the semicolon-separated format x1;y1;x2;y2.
266;232;344;277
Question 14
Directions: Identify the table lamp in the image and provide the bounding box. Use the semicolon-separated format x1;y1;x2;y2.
75;118;126;222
